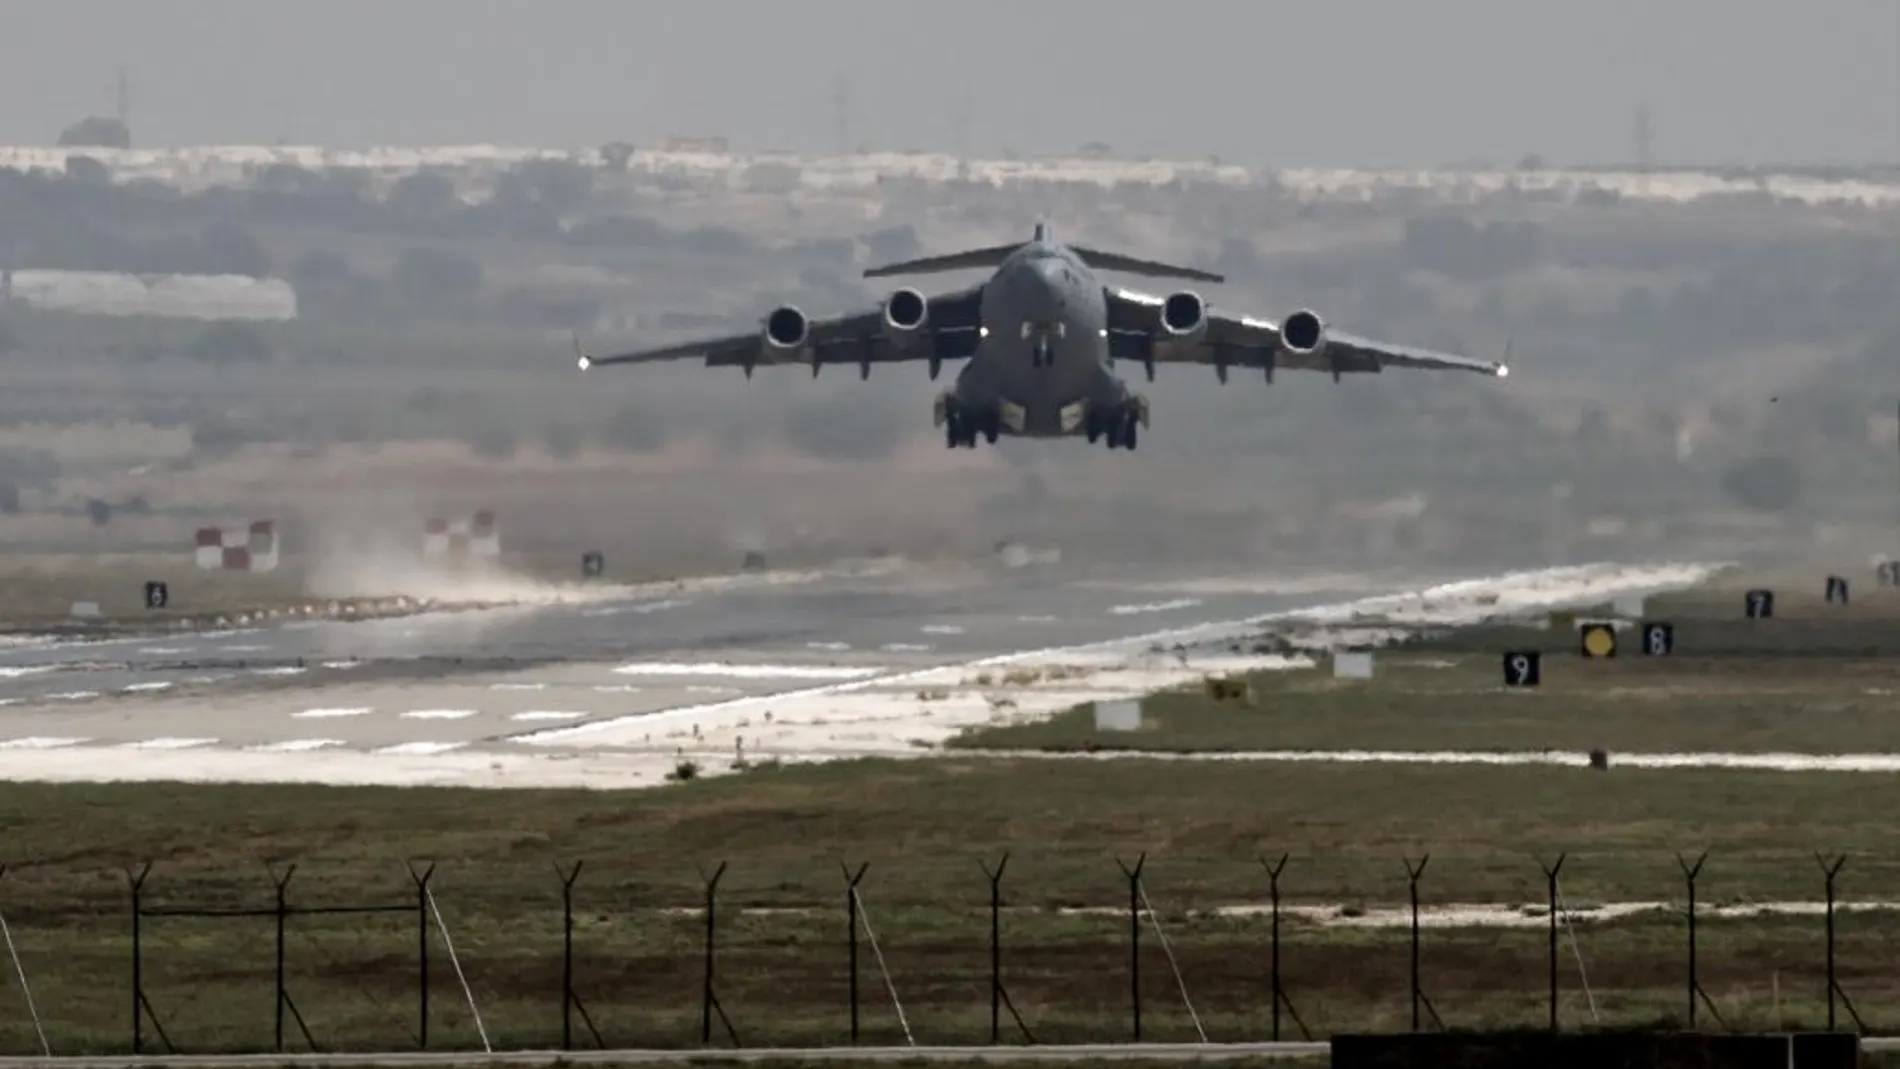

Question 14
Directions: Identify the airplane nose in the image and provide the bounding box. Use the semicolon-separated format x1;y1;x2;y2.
1025;259;1067;304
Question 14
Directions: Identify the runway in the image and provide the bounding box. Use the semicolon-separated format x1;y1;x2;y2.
0;557;1726;787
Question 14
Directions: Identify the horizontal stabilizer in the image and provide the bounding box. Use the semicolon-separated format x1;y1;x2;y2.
1067;245;1224;284
863;243;1023;278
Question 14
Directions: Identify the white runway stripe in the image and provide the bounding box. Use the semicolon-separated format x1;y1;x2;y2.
122;681;173;693
124;737;217;750
0;737;87;749
375;741;466;755
1110;598;1203;615
293;707;372;719
611;662;880;680
246;739;342;752
401;709;477;720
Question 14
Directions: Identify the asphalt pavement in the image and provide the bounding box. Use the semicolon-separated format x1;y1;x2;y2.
0;560;1383;761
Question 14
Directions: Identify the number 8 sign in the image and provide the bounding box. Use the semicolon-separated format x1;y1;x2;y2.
1641;621;1674;657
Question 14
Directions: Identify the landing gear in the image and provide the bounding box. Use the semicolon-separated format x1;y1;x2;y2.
943;403;999;449
1087;401;1144;451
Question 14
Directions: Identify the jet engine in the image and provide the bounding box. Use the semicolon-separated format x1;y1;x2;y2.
763;305;809;351
881;287;929;346
1279;308;1328;355
1160;290;1207;342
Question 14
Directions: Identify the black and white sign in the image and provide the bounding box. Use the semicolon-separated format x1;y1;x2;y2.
1502;650;1542;687
1640;621;1674;657
143;580;169;610
581;551;605;579
1826;575;1850;605
1745;589;1775;619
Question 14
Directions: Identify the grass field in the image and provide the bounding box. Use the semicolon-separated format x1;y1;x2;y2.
949;572;1900;756
2;752;1899;1055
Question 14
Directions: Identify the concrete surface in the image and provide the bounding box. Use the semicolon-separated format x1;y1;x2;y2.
0;558;1726;788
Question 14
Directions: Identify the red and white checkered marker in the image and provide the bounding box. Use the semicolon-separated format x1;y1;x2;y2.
193;520;279;572
423;510;500;560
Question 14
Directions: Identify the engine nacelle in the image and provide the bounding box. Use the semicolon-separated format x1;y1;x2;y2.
763;305;809;351
1279;308;1327;355
881;287;929;346
1160;290;1207;342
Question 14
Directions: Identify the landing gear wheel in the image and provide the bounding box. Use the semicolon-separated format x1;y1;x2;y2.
1122;413;1138;451
983;413;999;444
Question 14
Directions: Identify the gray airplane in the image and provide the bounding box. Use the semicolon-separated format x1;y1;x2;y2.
574;222;1509;451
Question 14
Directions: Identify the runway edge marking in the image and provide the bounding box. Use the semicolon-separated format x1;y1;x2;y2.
510;561;1728;747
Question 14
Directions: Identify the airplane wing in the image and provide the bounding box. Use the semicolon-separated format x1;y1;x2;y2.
576;284;984;379
1103;287;1509;382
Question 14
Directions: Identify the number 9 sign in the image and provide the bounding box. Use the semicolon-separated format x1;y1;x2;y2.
1502;650;1542;687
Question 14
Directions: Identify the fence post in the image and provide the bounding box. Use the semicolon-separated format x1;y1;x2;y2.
558;861;582;1051
1117;853;1146;1042
407;861;436;1050
126;862;150;1055
842;861;868;1043
978;853;1031;1044
1261;855;1288;1042
1403;855;1441;1032
1541;854;1565;1033
1677;851;1706;1029
272;864;297;1053
696;861;738;1047
1818;853;1845;1031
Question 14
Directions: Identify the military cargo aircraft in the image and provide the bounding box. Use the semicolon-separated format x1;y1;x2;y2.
573;222;1509;451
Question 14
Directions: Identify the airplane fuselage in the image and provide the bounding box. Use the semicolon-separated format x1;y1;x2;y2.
942;241;1137;442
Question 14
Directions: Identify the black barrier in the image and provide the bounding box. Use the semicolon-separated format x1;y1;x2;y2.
1331;1031;1860;1069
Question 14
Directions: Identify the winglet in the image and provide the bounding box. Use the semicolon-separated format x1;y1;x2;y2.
573;332;592;371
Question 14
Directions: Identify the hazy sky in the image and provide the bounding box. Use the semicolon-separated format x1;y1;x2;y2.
3;0;1898;167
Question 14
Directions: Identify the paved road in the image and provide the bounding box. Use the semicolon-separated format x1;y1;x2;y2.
0;1042;1332;1066
0;560;1389;760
